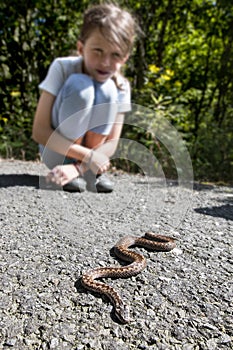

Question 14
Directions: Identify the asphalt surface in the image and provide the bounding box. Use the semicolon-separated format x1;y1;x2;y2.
0;160;232;350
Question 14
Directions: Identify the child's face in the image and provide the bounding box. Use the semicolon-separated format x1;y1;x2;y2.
77;29;129;83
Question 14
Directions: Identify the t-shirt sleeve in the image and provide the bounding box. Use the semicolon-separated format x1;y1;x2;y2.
38;58;66;96
117;78;131;113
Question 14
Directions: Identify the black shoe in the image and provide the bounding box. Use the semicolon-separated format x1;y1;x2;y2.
96;173;114;193
63;177;86;193
84;171;114;193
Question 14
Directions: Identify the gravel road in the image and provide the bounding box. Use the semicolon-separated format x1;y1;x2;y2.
0;159;232;350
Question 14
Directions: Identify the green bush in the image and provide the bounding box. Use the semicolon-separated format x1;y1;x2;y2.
1;0;233;183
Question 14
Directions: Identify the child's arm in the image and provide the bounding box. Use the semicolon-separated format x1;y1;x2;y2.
95;113;125;158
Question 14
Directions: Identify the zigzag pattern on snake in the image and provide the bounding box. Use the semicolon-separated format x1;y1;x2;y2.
81;232;176;323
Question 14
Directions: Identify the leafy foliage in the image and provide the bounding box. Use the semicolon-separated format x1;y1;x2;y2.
0;0;232;182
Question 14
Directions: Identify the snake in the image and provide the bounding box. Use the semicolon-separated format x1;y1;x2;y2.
81;232;176;323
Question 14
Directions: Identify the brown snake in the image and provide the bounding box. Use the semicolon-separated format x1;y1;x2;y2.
81;232;176;323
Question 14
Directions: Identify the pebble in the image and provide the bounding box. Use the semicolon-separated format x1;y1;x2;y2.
0;161;232;350
50;338;59;348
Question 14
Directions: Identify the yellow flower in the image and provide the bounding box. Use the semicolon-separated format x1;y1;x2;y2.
149;64;160;74
10;91;21;97
174;81;182;88
165;69;175;77
0;116;8;123
156;77;163;84
160;74;171;81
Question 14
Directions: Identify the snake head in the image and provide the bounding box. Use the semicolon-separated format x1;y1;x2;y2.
115;303;132;324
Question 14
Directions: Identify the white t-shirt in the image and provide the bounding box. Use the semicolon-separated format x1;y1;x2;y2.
39;56;131;113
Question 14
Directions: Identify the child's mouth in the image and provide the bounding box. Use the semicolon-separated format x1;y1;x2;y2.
96;70;110;76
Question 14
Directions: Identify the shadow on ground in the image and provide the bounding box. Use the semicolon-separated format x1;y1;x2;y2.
0;174;41;188
194;204;233;221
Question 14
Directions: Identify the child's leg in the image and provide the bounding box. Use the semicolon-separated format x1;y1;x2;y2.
52;73;95;140
84;78;118;149
41;74;95;186
41;73;95;169
83;79;118;192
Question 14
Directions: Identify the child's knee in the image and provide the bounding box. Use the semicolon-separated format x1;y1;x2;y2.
95;79;118;104
62;73;95;102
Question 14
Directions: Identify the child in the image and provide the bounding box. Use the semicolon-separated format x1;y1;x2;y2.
32;3;136;192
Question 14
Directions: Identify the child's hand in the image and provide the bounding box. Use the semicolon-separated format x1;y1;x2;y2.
46;164;80;186
87;150;110;174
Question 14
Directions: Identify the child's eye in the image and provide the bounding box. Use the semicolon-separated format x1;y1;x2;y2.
112;52;122;59
93;48;103;54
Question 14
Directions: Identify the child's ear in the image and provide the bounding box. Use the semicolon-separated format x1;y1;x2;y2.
77;41;84;55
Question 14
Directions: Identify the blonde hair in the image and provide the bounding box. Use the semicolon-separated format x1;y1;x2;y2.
79;3;136;58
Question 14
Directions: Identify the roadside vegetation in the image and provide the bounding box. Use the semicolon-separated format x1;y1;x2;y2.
1;0;232;182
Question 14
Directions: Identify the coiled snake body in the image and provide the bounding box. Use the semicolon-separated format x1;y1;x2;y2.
81;232;176;323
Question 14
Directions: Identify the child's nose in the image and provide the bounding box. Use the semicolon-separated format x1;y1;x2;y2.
101;54;111;66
